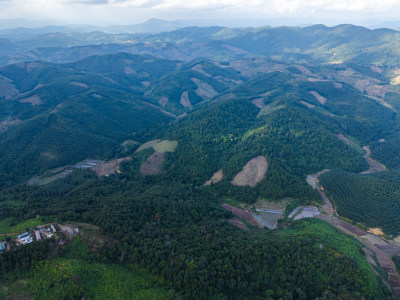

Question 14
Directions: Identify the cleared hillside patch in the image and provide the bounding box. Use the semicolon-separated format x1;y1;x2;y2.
136;139;178;153
309;90;327;104
180;91;192;108
204;169;223;186
140;152;164;175
231;155;268;187
19;95;43;105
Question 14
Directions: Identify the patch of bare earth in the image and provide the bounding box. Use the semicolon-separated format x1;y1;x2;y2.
158;96;169;107
191;77;218;99
191;64;212;77
361;146;386;174
371;66;384;74
309;91;327;105
204;169;223;186
221;203;261;228
140;152;164;175
180;91;192;108
70;81;89;88
252;98;266;109
228;218;248;230
124;66;135;75
19;95;43;105
92;157;132;176
336;133;350;144
231;155;268;187
300;101;315;109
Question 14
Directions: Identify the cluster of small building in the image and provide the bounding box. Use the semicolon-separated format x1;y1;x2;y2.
1;223;80;254
0;241;7;253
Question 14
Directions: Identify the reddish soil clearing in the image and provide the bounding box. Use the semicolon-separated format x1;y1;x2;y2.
204;169;223;186
231;155;268;187
309;91;327;105
140;151;164;175
221;203;261;228
361;146;386;174
228;218;248;230
92;157;132;176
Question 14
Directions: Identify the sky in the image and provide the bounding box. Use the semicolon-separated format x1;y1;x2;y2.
0;0;400;28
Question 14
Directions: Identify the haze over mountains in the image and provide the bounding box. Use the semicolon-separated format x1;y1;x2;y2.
1;19;400;299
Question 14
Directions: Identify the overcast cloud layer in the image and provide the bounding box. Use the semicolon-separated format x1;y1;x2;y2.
0;0;400;27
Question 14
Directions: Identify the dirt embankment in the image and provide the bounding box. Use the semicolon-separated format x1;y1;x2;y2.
92;157;132;176
221;203;262;228
231;156;268;187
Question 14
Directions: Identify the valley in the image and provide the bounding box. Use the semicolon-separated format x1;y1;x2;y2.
1;22;400;299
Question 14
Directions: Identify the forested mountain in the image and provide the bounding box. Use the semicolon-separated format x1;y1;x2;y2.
1;23;400;299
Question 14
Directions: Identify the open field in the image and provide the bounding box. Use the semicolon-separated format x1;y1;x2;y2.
231;155;268;187
0;217;44;235
136;139;178;153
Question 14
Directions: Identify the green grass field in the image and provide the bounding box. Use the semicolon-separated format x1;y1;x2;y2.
30;239;172;300
0;217;44;235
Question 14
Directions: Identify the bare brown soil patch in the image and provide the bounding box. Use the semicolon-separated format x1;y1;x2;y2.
252;98;266;109
191;77;218;99
309;91;326;104
221;203;261;228
140;151;164;175
124;66;135;75
158;96;169;107
370;66;384;74
191;64;212;77
228;218;248;230
70;81;89;88
204;169;223;186
180;91;192;108
300;100;315;109
19;95;43;105
361;146;386;174
231;156;268;187
368;228;384;236
92;157;132;176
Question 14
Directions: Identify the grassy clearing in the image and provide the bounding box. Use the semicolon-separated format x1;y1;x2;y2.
136;139;178;153
0;217;44;234
153;140;178;153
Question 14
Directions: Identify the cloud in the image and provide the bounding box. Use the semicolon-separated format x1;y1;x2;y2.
1;0;400;26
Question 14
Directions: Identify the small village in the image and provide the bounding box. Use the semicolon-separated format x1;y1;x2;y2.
0;223;79;254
